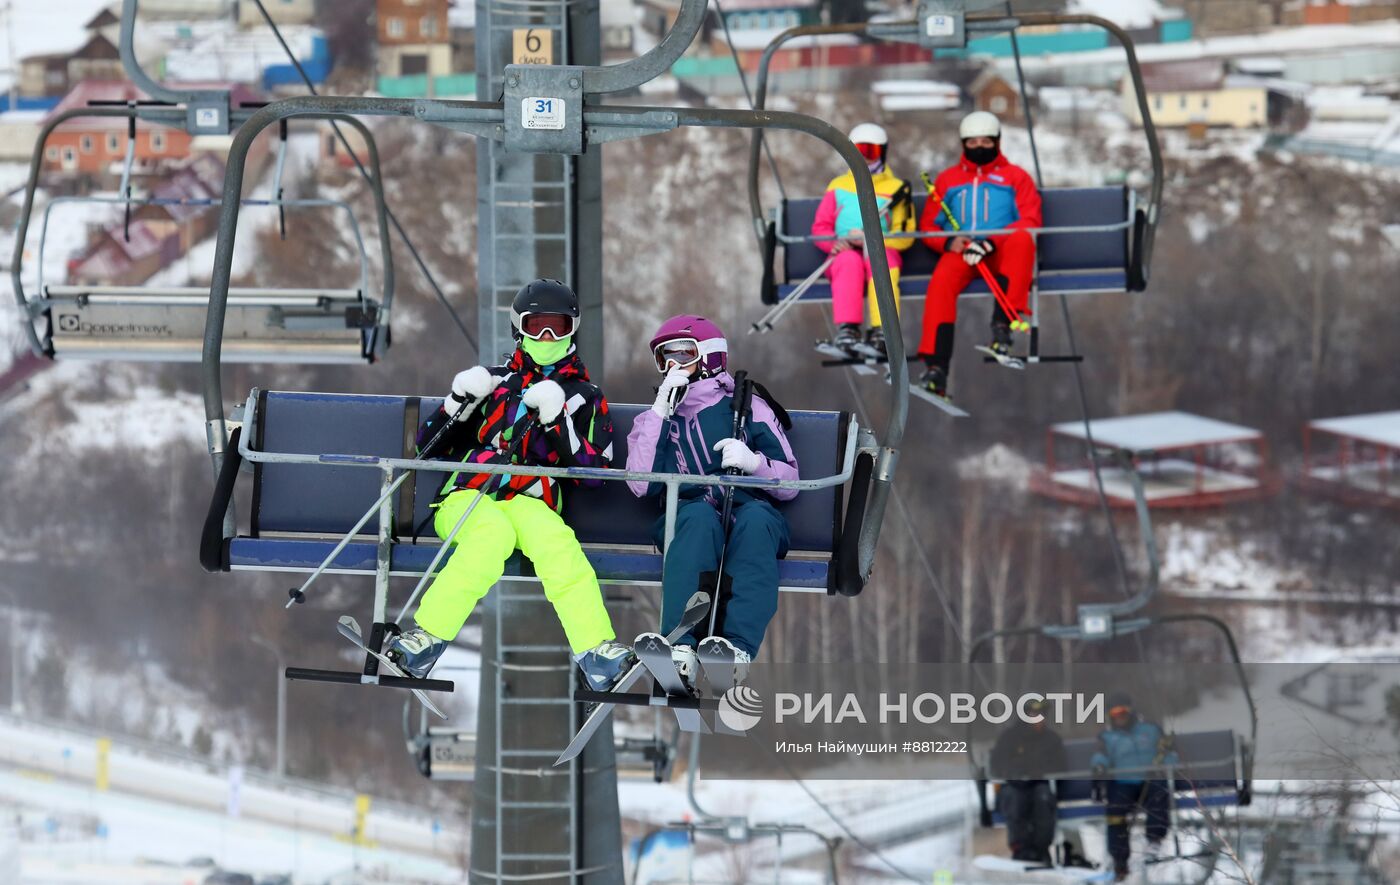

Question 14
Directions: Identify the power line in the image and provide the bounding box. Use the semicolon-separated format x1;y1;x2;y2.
251;0;478;354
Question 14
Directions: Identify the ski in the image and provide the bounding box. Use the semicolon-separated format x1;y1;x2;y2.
336;615;448;720
848;341;886;361
554;591;711;765
696;638;748;737
696;637;737;694
974;345;1026;370
814;340;859;361
909;384;970;417
972;856;1114;882
633;632;711;734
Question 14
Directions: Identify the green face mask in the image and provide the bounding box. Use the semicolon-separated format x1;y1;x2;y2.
521;334;572;366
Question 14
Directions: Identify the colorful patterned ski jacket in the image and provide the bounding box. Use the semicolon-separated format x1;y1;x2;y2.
811;166;916;254
1090;718;1179;785
625;372;798;509
920;152;1042;253
416;347;614;513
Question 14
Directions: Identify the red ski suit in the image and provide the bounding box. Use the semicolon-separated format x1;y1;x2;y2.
917;153;1041;360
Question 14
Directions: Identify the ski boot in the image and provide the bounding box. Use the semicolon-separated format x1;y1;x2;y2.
918;364;949;400
671;644;699;689
833;322;862;352
732;647;752;686
574;640;637;692
863;326;887;360
988;319;1014;358
387;626;449;679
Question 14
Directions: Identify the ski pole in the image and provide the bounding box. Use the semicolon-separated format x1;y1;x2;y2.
920;171;1029;333
285;394;479;609
706;372;754;638
393;415;538;625
749;254;834;334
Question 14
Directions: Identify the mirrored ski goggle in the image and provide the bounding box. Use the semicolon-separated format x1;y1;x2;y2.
855;142;885;161
652;338;702;373
1109;705;1133;718
519;312;578;341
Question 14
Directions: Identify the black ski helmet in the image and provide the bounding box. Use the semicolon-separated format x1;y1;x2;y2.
510;279;579;339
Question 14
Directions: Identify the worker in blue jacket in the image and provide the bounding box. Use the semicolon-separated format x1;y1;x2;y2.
1090;693;1178;881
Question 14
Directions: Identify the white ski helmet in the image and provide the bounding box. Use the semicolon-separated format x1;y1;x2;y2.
959;111;1001;141
848;122;889;146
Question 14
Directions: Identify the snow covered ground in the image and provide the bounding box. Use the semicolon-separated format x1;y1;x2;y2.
0;715;466;883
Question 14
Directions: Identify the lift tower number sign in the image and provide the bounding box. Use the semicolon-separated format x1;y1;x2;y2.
522;97;565;130
513;28;553;64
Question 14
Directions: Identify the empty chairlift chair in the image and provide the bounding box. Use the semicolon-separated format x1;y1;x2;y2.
11;108;394;364
9;4;396;365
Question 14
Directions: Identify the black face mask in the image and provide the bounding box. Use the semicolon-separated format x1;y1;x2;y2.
964;144;999;167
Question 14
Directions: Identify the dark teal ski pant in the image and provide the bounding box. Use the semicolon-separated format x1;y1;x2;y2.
655;497;790;657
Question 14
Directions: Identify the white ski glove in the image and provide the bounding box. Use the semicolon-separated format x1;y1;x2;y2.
522;379;567;424
651;368;691;418
962;239;996;267
443;366;499;420
713;437;763;474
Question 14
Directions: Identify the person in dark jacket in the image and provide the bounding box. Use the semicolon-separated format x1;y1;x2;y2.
386;280;633;692
990;698;1067;864
1091;692;1178;881
626;315;798;686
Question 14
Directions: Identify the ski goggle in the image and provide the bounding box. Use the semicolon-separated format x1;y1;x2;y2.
518;312;578;341
1109;705;1133;718
652;338;702;373
855;142;885;161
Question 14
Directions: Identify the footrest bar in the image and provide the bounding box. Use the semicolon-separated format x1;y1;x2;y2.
574;689;719;710
285;666;455;693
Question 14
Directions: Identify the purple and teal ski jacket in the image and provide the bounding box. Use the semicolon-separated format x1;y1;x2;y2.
625;372;798;508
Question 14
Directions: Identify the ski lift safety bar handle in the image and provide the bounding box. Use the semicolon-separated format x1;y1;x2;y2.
33;195;374;307
10;108;393;357
201;96;908;456
235;393;862;494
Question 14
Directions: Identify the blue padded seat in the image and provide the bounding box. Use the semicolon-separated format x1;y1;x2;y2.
229;391;850;591
770;187;1130;304
988;728;1243;823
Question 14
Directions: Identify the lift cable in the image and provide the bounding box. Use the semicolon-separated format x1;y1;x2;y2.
252;0;478;353
710;0;789;202
1006;9;1133;603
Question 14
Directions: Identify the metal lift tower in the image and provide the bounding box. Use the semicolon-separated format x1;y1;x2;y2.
471;0;618;881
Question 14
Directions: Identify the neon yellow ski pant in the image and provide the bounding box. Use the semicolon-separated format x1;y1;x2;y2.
413;491;614;654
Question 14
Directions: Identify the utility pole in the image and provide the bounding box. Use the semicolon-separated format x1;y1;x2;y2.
250;635;287;779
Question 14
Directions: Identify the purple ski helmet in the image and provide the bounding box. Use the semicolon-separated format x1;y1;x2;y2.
649;314;728;378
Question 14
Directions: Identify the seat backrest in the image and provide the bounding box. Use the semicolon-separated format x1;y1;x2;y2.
1038;186;1129;271
1054;729;1237;788
778;185;1129;283
253;391;847;554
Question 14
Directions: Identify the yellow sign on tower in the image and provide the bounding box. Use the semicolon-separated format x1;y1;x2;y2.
512;28;554;65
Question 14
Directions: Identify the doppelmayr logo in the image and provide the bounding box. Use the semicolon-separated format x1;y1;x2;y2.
767;692;1108;726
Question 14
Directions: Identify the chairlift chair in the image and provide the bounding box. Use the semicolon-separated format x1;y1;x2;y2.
8;0;396;364
965;458;1257;832
195;93;910;703
10;109;394;364
744;11;1164;368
